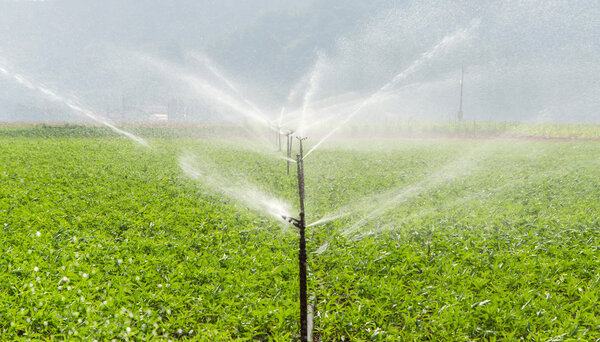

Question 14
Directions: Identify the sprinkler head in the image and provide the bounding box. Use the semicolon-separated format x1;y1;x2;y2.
282;215;301;228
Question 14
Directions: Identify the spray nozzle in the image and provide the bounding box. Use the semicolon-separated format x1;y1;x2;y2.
282;215;301;228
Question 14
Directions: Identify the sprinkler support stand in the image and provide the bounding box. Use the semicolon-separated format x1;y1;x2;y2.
296;137;308;342
282;136;308;341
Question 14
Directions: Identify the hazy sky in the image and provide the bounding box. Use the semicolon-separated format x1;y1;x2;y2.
0;0;598;123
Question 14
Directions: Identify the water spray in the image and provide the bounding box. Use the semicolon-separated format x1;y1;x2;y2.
0;61;149;147
302;21;480;159
276;123;283;152
457;66;464;121
285;130;295;175
281;136;309;342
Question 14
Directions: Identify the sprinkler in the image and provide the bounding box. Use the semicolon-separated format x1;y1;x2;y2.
282;136;309;342
282;215;301;226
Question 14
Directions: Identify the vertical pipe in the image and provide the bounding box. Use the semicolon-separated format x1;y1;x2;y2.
296;138;308;342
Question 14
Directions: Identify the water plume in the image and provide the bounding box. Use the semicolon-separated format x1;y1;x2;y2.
282;92;364;134
311;115;559;253
303;19;481;158
278;107;286;127
307;146;485;242
296;53;327;137
179;153;292;222
339;148;482;237
189;52;268;121
306;214;348;228
380;19;480;92
312;146;563;254
0;61;149;147
136;53;273;131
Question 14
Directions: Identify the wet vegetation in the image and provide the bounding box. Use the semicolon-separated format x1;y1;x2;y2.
1;125;599;340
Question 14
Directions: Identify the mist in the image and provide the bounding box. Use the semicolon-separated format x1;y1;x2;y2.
0;0;598;123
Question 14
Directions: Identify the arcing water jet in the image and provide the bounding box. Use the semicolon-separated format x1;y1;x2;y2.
303;19;480;159
0;61;149;147
179;153;292;221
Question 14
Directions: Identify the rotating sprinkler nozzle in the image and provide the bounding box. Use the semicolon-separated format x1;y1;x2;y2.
282;215;301;228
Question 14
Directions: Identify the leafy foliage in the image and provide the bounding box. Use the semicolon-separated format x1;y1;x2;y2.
0;125;599;340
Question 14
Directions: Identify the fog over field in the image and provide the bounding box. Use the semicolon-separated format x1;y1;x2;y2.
0;0;598;123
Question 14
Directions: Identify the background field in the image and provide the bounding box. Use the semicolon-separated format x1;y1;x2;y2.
1;124;600;340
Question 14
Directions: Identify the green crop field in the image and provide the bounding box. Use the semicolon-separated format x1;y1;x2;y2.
1;125;600;341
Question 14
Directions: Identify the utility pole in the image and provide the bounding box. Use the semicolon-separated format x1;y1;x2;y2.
457;66;464;121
